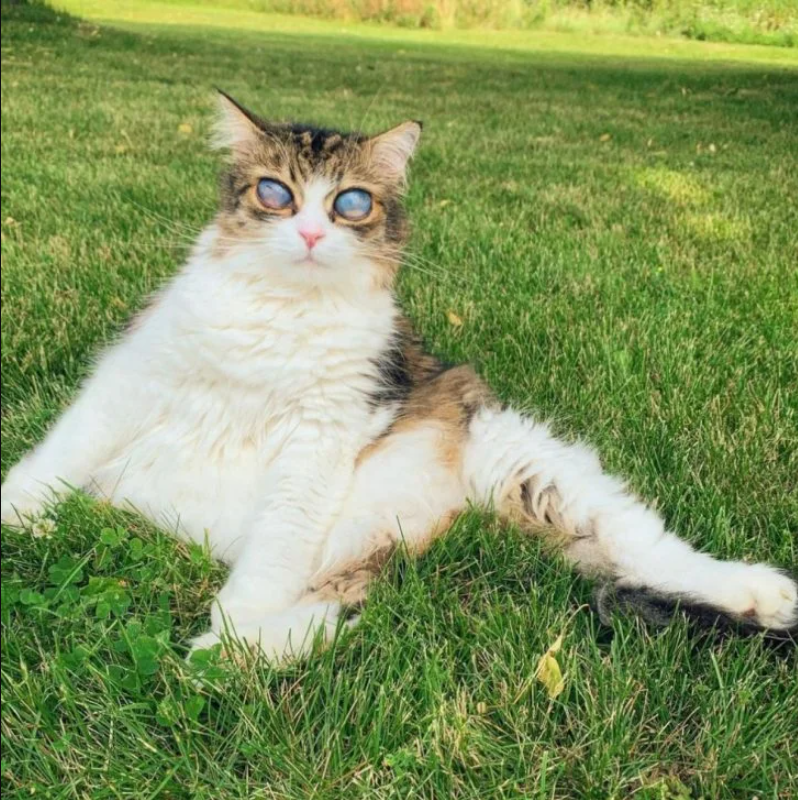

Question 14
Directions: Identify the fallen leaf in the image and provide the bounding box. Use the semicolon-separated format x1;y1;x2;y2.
178;122;193;135
446;310;463;327
536;634;565;699
599;133;612;142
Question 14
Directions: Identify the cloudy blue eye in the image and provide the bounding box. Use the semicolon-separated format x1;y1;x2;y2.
334;189;373;221
256;178;293;210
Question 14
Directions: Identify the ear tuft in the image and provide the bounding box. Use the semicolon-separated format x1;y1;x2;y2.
211;90;263;151
368;121;422;183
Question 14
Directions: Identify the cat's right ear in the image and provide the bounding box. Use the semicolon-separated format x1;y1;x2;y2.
212;90;264;151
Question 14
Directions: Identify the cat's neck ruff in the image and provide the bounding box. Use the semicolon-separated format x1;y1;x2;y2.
141;224;400;393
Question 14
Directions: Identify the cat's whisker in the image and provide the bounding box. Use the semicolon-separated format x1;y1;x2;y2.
344;84;385;173
363;242;466;288
399;248;456;276
354;83;384;139
125;199;205;234
125;204;208;248
403;258;466;288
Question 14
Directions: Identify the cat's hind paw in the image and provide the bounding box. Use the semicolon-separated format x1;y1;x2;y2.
597;564;798;635
728;565;798;631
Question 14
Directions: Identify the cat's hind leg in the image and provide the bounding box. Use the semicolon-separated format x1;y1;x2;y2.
464;406;797;631
191;416;469;664
313;418;468;581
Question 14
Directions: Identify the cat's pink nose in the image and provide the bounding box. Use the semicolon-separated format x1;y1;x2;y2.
298;228;325;250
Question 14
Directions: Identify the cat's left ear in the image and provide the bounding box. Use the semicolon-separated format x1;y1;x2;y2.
212;90;265;151
367;121;422;183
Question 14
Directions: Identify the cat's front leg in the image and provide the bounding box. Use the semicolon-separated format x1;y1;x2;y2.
1;370;136;525
190;439;356;661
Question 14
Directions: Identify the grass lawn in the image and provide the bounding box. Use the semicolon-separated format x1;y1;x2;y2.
2;1;797;797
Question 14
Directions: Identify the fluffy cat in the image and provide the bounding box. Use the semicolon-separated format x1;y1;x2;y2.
2;93;795;661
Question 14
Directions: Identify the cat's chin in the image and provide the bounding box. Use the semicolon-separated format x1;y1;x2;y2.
293;254;323;267
285;246;352;272
269;261;376;294
275;253;382;292
208;233;383;292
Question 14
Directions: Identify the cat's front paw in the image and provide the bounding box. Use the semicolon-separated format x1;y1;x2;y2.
0;484;48;527
189;601;352;666
186;627;303;668
723;564;797;630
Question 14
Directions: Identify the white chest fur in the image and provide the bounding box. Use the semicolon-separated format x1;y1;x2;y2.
89;234;398;558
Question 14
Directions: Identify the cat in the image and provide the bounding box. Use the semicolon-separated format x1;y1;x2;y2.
1;92;795;662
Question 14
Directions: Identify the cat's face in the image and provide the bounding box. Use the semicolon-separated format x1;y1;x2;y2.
214;93;421;291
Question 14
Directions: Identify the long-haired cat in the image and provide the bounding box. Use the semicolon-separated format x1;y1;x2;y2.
2;93;795;660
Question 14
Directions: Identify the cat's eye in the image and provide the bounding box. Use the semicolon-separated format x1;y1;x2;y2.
256;178;293;210
334;189;373;221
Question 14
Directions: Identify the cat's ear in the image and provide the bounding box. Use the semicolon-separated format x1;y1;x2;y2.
212;90;264;151
367;121;422;183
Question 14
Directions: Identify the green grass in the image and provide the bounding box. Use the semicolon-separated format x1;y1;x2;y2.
48;0;798;65
2;1;797;797
105;0;798;48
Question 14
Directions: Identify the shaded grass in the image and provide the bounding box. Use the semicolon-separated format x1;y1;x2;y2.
2;1;797;797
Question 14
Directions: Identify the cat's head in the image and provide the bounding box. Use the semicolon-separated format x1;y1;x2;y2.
212;92;421;291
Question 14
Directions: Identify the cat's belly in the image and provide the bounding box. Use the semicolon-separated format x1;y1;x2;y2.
91;425;266;562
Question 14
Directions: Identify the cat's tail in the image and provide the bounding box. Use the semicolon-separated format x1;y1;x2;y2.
460;405;798;634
